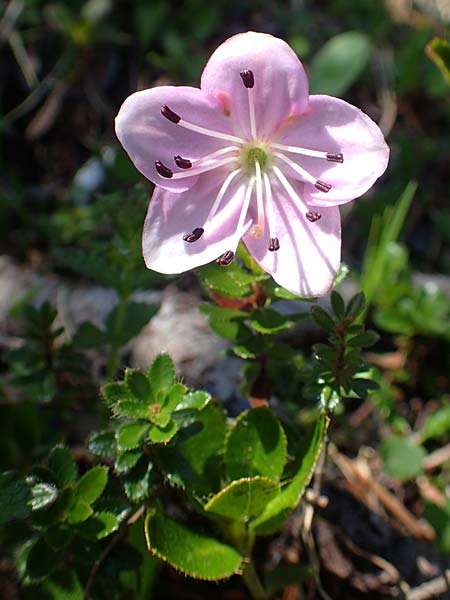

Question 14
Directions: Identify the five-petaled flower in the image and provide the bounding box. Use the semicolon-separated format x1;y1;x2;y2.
115;31;389;296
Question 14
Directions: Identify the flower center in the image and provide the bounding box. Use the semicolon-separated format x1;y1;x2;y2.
241;143;270;174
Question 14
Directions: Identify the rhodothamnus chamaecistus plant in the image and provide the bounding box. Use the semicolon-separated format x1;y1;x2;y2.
115;31;389;296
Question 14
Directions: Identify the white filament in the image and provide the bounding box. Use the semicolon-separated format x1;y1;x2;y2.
204;169;241;225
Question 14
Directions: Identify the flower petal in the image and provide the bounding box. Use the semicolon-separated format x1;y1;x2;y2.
201;32;309;140
276;95;389;206
115;86;238;193
143;171;251;274
243;179;341;296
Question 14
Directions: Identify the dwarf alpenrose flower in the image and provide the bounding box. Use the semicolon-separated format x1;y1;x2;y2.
115;32;389;296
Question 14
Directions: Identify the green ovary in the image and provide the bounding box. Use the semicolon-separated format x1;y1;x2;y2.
241;144;270;173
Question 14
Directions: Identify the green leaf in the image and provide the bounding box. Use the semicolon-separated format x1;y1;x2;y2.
144;510;242;580
251;415;329;534
48;446;77;487
162;382;187;414
113;400;151;419
0;474;30;523
66;500;93;524
88;430;117;459
106;302;159;345
72;321;106;348
149;420;178;444
122;458;153;503
250;308;295;334
347;330;380;347
426;37;450;85
125;369;151;402
225;408;287;481
156;402;226;497
74;466;108;504
197;262;255;298
198;304;248;321
149;353;175;393
117;422;150;451
175;390;211;412
102;381;131;406
421;405;450;442
79;511;119;540
115;450;142;474
330;291;345;320
309;31;371;95
29;483;58;511
380;436;426;481
42;571;83;600
345;292;366;320
310;305;336;333
205;477;279;521
20;537;59;580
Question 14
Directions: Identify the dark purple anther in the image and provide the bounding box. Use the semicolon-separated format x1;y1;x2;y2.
268;237;280;252
326;152;344;163
216;250;235;266
240;69;255;89
161;105;181;124
315;180;332;193
174;155;192;169
306;211;322;222
155;160;173;178
183;228;204;243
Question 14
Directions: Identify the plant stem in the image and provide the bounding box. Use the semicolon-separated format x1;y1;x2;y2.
242;560;267;599
106;292;129;380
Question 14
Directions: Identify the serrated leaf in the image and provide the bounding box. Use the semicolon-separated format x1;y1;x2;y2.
102;381;131;406
309;31;371;96
426;37;450;85
115;450;142;474
156;402;227;497
0;473;31;524
74;466;108;505
250;308;295;334
251;415;329;534
114;400;151;419
161;382;187;414
29;483;58;511
175;390;210;412
88;430;117;459
105;302;159;345
125;369;152;402
225;408;287;482
149;420;178;444
381;436;426;481
20;537;59;580
66;500;93;524
310;305;336;333
122;458;153;503
48;446;77;487
197;262;255;298
117;422;150;451
144;510;242;580
148;354;175;393
205;477;279;521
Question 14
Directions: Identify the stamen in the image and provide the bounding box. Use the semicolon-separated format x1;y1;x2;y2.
236;178;255;241
251;160;264;239
191;146;239;167
314;180;331;193
216;250;235;266
155;160;173;178
326;152;344;163
268;238;280;252
306;211;322;222
204;169;241;225
240;69;257;139
161;105;180;123
174;155;192;169
262;174;276;242
183;227;204;242
240;69;254;89
161;104;243;144
158;156;238;180
272;165;308;213
275;153;332;192
272;142;344;163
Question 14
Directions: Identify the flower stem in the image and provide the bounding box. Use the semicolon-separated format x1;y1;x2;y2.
226;523;267;599
242;560;267;600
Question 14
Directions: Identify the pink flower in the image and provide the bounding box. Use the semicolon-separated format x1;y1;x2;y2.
115;32;389;296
